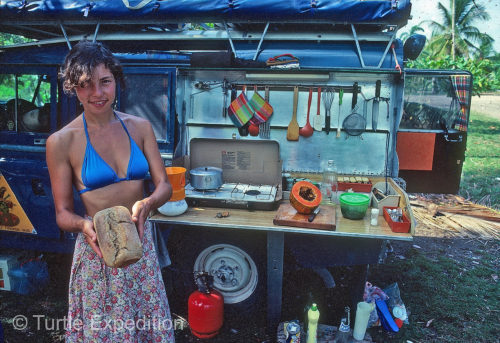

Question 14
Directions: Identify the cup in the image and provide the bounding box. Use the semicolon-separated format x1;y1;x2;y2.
353;301;375;341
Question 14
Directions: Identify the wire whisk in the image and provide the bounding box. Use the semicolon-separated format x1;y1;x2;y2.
322;87;335;134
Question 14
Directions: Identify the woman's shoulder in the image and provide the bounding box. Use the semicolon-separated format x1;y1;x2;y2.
47;116;83;148
117;111;152;131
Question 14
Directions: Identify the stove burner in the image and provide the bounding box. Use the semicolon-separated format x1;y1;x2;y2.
185;182;277;207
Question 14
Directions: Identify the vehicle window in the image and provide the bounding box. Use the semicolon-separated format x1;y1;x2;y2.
401;74;471;131
119;74;170;141
0;73;52;133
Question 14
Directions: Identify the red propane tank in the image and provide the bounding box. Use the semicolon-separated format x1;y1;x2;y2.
188;272;224;339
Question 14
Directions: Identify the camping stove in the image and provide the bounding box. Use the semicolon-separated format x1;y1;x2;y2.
185;182;279;210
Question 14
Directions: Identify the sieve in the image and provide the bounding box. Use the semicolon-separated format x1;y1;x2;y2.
342;82;366;137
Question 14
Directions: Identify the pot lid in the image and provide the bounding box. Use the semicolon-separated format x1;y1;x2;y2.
190;166;223;176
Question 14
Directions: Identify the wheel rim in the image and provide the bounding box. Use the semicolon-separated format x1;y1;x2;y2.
194;244;258;304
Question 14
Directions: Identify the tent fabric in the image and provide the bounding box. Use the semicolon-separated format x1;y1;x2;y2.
0;0;411;25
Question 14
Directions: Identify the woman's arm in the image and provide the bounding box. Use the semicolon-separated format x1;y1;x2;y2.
131;120;172;240
46;131;102;257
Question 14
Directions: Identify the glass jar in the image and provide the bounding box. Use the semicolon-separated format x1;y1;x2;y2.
321;159;338;203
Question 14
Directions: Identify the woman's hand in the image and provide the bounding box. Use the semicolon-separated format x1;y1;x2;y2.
82;219;103;258
131;199;152;241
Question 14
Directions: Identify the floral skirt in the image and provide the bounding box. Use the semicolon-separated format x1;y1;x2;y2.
66;221;175;342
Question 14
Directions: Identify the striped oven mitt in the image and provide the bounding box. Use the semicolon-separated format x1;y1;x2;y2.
228;89;253;128
248;86;273;125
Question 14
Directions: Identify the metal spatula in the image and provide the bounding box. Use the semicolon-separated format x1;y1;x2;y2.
313;87;323;131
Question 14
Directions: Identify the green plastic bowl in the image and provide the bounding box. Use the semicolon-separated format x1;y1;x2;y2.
339;193;370;220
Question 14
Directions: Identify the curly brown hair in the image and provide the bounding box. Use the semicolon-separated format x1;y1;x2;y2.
59;40;125;95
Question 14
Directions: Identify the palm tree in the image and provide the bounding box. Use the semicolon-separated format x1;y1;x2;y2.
474;37;498;59
423;0;493;59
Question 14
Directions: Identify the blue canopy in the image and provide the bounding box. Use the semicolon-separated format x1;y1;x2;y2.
0;0;411;27
0;0;409;70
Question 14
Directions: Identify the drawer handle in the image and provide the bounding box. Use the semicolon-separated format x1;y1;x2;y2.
34;138;46;145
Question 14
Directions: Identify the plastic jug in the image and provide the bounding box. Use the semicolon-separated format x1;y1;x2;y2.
159;167;188;216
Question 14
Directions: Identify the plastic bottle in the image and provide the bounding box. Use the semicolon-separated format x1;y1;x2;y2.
306;303;320;343
353;301;375;341
303;292;314;334
322;160;338;203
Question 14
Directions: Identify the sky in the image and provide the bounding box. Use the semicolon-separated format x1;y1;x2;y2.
402;0;500;53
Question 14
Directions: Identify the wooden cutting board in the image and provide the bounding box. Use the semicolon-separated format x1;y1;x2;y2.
273;203;336;230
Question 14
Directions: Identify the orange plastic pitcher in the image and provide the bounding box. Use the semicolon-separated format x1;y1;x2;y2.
165;167;186;191
166;167;186;201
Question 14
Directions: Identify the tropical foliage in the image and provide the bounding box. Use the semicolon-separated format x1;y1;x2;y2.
0;32;32;46
407;55;500;95
402;0;498;93
423;0;493;58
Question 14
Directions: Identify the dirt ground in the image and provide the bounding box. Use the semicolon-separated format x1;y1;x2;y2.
1;198;498;343
471;94;500;119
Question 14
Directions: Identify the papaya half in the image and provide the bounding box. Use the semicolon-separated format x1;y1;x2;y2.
289;181;322;214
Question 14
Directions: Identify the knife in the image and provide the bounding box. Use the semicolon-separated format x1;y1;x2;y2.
222;78;228;118
351;82;358;110
308;207;321;222
372;80;381;131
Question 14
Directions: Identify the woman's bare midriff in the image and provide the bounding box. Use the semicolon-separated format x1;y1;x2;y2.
79;180;145;217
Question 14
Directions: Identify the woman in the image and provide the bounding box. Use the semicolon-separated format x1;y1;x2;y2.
46;40;175;342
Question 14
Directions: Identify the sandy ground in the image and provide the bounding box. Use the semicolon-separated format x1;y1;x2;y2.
470;95;500;119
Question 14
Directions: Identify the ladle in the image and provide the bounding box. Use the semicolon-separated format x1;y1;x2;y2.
299;88;314;138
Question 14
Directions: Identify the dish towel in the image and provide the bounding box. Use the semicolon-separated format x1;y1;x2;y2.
228;92;253;128
249;88;273;125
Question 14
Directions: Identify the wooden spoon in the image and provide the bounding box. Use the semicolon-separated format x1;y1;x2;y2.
287;86;300;141
299;88;314;138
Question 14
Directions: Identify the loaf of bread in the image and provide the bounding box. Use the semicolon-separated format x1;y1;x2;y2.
93;206;143;268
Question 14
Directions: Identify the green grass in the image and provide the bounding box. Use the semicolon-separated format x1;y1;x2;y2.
364;108;500;343
368;249;500;343
459;111;500;209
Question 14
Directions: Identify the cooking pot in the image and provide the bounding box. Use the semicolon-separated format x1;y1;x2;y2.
189;166;223;190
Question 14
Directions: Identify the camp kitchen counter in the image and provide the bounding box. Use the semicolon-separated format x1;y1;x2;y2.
151;184;413;328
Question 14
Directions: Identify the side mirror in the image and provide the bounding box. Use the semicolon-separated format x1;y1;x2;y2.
403;34;426;61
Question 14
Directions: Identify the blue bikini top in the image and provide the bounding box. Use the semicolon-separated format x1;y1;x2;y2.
78;112;149;194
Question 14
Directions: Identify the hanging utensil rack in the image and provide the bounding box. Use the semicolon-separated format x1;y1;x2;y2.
228;84;359;93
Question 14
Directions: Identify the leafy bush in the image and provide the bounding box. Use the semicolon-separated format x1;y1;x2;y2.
0;32;32;46
407;56;500;95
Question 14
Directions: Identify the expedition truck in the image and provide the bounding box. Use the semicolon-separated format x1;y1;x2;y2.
0;0;471;328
